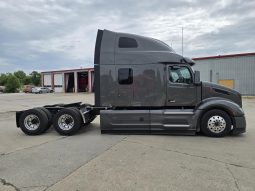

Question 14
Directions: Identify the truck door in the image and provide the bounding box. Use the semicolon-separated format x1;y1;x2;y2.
166;65;197;106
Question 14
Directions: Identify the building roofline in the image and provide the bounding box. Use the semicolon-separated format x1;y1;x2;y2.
41;68;94;74
192;52;255;60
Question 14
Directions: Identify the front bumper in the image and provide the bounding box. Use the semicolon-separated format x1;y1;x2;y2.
232;115;246;135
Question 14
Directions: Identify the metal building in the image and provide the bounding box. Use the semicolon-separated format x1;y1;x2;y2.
192;52;255;95
41;68;94;93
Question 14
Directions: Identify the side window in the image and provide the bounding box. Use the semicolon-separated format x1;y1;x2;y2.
169;66;192;84
119;37;138;48
118;68;133;85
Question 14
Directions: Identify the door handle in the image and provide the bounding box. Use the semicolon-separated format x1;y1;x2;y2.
168;99;176;103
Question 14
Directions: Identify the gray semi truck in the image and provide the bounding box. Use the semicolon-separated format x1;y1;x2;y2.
16;29;246;137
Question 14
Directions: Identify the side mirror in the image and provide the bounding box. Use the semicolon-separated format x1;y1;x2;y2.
194;70;201;84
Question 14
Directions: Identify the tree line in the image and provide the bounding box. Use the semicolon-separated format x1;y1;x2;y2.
0;71;41;93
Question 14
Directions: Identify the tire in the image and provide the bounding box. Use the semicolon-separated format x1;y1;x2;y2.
35;107;53;131
39;91;42;94
201;109;232;137
69;107;83;126
53;108;82;135
69;107;95;126
69;107;81;115
36;107;52;124
19;108;49;135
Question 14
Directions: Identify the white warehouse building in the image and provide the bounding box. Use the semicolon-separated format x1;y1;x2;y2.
193;52;255;95
41;68;94;93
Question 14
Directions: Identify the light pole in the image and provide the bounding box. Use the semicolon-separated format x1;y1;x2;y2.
182;26;183;56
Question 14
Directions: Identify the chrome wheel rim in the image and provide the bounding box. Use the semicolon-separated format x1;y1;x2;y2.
24;114;40;130
58;114;74;131
207;115;226;133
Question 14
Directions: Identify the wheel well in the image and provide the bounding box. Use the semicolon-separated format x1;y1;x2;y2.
197;107;234;132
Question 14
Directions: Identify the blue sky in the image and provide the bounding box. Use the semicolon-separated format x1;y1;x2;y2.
0;0;255;73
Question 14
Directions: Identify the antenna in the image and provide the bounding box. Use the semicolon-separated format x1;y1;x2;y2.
182;26;183;56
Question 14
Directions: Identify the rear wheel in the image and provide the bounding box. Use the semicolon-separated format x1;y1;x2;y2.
70;107;85;128
201;109;232;137
35;107;52;131
53;108;82;135
19;108;49;135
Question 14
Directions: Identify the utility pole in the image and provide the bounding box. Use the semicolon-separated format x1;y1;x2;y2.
182;26;183;56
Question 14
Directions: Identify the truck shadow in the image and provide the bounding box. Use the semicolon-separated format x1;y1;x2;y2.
77;123;101;135
76;125;246;138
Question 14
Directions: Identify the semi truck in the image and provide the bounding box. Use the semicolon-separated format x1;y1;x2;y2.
16;29;246;137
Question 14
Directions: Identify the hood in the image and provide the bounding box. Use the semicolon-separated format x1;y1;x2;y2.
202;82;242;107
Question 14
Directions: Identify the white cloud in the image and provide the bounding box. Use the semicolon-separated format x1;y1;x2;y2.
0;0;254;72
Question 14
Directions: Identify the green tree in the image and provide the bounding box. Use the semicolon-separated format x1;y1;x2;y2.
23;76;32;85
14;70;26;83
5;74;21;93
0;73;8;86
30;71;41;86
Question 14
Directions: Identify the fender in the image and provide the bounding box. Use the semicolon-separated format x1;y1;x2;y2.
194;97;245;132
195;97;244;117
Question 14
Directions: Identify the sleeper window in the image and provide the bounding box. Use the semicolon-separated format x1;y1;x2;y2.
119;37;138;48
118;68;133;85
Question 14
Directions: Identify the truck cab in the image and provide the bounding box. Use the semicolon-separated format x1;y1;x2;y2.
95;29;246;137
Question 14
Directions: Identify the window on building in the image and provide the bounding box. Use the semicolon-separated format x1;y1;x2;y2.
119;37;138;48
118;68;133;85
169;66;192;84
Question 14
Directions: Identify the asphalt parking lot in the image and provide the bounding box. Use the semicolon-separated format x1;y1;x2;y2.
0;93;255;191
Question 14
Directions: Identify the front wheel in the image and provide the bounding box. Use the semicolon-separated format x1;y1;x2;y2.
201;109;232;137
